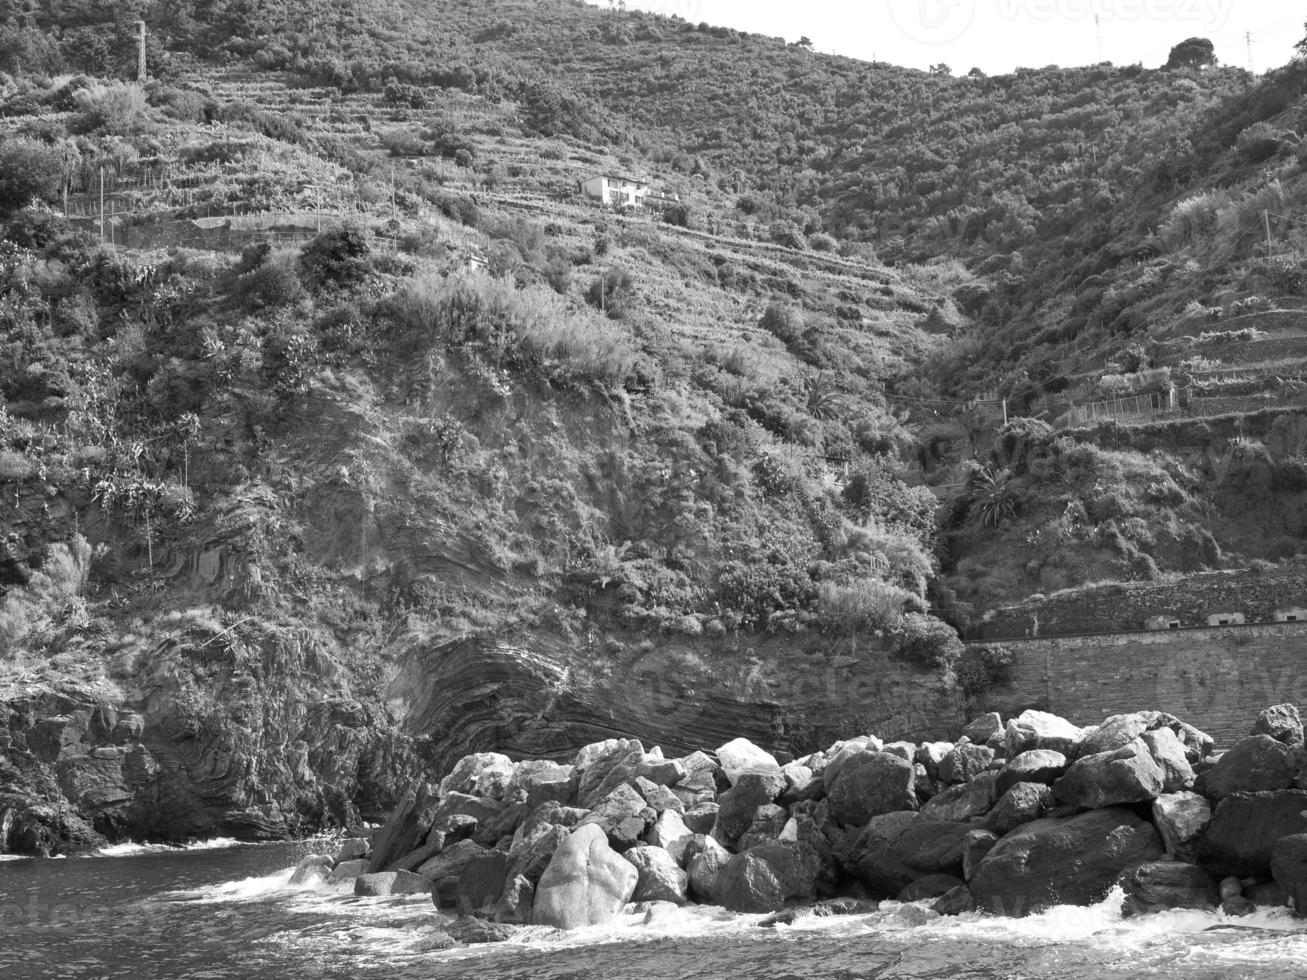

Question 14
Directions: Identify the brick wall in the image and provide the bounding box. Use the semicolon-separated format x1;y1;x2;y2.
977;566;1307;639
970;622;1307;747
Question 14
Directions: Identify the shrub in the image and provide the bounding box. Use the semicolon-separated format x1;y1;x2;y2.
759;300;804;344
957;644;1015;698
716;556;817;630
73;82;152;134
235;248;305;310
817;577;917;633
0;139;62;216
585;266;637;318
890;613;964;670
299;225;373;288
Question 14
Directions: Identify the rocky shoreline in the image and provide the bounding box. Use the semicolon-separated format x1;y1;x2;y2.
292;703;1307;937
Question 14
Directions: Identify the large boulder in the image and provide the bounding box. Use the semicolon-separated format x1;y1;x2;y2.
962;713;1004;746
506;823;570;887
289;854;334;886
918;772;1000;823
327;859;369;883
1078;712;1156;757
826;752;918;826
354;870;433;897
1252;704;1305;748
1051;739;1164;809
451;851;509;914
646;809;695;865
439;753;515;801
715;738;780;784
997;750;1067;794
737;804;789;852
713;770;787;846
714;840;821;913
508;761;576;809
844;813;971;896
686;834;732;903
623;844;689;905
915;742;954;782
366;783;440;872
1005;710;1083;757
1152;792;1211;863
1198;790;1307;878
417;840;488;900
984;782;1055;837
1140;728;1196;792
970;808;1164;916
575;739;647;809
1203;736;1298;799
1271;834;1307;917
938;743;996;785
533;824;638;930
899;874;966;902
1120;862;1218;916
495;874;536;924
962;830;1000;881
580;783;656;852
633;776;684;815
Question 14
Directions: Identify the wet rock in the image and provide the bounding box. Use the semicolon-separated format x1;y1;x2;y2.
713;770;787;846
827;752;918;826
1052;739;1164;809
898;873;965;902
452;850;510;914
533;824;638;930
715;738;780;784
1246;880;1288;908
1152;792;1211;863
984;783;1054;837
1199;790;1307;878
439;753;514;801
365;783;440;872
1120;862;1218;916
623;844;688;905
938;744;995;785
646;808;694;865
737;803;788;851
333;838;370;863
1252;704;1304;748
289;854;334;886
580;783;656;853
1271;834;1307;917
326;858;370;883
418;840;488;898
997;750;1067;794
1222;896;1257;917
962;830;1000;882
715;840;821;913
354;870;432;896
1004;710;1083;757
1204;736;1298;799
446;917;519;944
970;808;1164;916
687;834;731;903
933;884;975;916
494;874;535;924
919;771;1000;823
845;813;971;895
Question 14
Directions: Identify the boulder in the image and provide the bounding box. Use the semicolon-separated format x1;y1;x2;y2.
366;783;440;872
737;804;788;852
646;809;694;865
354;870;433;897
1204;736;1298;799
845;813;971;895
1272;834;1307;916
898;874;965;902
1140;728;1196;792
1078;712;1156;757
633;776;684;815
826;752;918;826
714;840;821;913
1051;739;1164;809
919;772;1001;823
1252;704;1305;748
508;761;576;809
1004;710;1083;757
533;824;638;930
713;770;786;846
984;782;1054;837
506;822;570;887
474;802;529;848
672;770;718;809
1120;862;1218;916
575;739;647;809
915;742;953;782
683;803;719;835
780;808;838;897
326;859;369;883
289;854;334;886
821;737;878;787
639;757;687;787
997;750;1067;794
1198;790;1307;878
962;713;1003;746
938;743;996;785
970;808;1164;916
580;783;656;852
1247;880;1289;908
495;874;535;924
333;838;370;863
933;884;976;916
882;741;916;762
623;844;688;905
439;753;515;801
451;850;510;914
1152;792;1211;863
962;830;1000;882
418;840;490;900
716;737;780;784
446;917;519;945
687;834;732;903
779;762;818;803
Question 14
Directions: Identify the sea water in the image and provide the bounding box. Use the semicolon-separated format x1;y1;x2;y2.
1;840;1305;979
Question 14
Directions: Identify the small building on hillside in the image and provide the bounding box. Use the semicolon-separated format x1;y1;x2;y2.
581;173;651;208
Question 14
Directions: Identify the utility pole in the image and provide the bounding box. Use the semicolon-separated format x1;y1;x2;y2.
99;166;106;243
1095;15;1104;63
1246;32;1255;73
1264;208;1274;256
138;20;147;83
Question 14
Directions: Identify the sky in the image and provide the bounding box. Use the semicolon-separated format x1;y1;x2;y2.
583;1;1305;75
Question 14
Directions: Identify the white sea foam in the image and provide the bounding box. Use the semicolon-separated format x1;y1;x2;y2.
90;837;246;858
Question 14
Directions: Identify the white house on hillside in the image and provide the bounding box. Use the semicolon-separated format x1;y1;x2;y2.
581;173;650;208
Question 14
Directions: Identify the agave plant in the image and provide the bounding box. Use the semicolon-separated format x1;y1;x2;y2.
968;465;1018;529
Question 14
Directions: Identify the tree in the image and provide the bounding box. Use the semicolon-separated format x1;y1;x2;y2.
0;139;62;217
929;63;952;77
1164;37;1216;70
